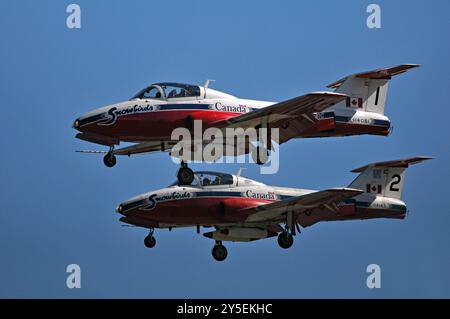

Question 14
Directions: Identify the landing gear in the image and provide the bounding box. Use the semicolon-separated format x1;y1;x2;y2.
212;241;228;261
144;228;156;248
103;148;117;168
144;235;156;248
177;161;194;185
251;146;269;165
277;231;294;249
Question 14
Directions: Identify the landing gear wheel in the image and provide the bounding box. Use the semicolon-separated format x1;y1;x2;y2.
144;235;156;248
251;146;269;165
277;232;294;249
103;152;117;168
177;167;194;185
212;244;228;261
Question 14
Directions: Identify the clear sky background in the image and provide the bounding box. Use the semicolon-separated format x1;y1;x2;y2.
0;0;449;298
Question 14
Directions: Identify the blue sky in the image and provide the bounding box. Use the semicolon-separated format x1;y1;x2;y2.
0;0;449;298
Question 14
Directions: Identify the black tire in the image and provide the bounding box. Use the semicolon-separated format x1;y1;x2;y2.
144;235;156;248
177;167;194;185
212;244;228;261
103;153;117;168
277;232;294;249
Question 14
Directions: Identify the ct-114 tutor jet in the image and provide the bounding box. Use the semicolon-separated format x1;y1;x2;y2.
73;64;419;185
116;157;431;261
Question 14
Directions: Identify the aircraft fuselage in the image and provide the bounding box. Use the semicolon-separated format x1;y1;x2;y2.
74;97;391;145
117;183;406;230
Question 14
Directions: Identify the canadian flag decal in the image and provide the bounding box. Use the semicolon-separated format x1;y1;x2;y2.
346;96;363;108
366;184;382;194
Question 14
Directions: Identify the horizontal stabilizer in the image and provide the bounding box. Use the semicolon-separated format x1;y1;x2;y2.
351;156;433;173
327;64;420;89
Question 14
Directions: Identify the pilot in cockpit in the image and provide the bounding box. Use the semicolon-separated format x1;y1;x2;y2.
212;176;222;185
202;177;211;186
168;89;177;98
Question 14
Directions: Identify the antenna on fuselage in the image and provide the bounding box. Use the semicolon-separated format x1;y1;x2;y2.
203;79;216;88
236;167;246;187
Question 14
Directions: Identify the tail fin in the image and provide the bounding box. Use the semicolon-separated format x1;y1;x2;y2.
327;64;419;115
348;156;432;199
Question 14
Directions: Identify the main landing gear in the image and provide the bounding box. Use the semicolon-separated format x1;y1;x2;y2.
277;231;294;249
177;161;194;185
212;241;228;262
103;147;117;168
277;212;299;249
144;228;156;248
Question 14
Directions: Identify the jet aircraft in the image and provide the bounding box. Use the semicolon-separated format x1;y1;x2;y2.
73;64;419;185
116;157;431;261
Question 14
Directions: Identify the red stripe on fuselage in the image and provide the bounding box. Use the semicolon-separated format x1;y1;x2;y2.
79;110;242;142
122;197;273;225
78;109;389;144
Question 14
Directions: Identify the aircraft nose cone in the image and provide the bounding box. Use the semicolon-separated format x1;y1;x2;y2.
72;118;81;130
116;204;125;215
116;196;148;216
115;201;137;216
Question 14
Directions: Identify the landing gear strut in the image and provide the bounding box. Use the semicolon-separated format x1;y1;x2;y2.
177;161;194;185
277;231;294;249
212;241;228;261
144;228;156;248
103;147;117;168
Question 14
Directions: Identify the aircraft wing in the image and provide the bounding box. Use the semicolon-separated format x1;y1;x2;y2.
76;139;219;158
76;141;175;156
243;188;364;223
216;92;347;143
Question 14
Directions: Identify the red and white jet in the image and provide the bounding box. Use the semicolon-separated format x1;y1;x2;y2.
116;157;431;261
73;64;419;184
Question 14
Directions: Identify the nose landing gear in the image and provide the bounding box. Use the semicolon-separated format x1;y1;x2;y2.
177;161;194;185
211;241;228;261
144;228;156;248
103;147;117;168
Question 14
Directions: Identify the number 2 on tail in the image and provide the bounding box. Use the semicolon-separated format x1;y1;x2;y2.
389;174;401;191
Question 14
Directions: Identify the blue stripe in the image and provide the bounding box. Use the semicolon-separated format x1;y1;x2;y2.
122;199;146;212
322;112;335;118
373;119;390;127
158;104;257;112
335;115;351;122
159;104;211;111
79;114;104;126
195;191;242;197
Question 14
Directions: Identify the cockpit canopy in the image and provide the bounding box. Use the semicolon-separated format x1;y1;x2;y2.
132;82;201;100
168;171;265;188
196;171;234;187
